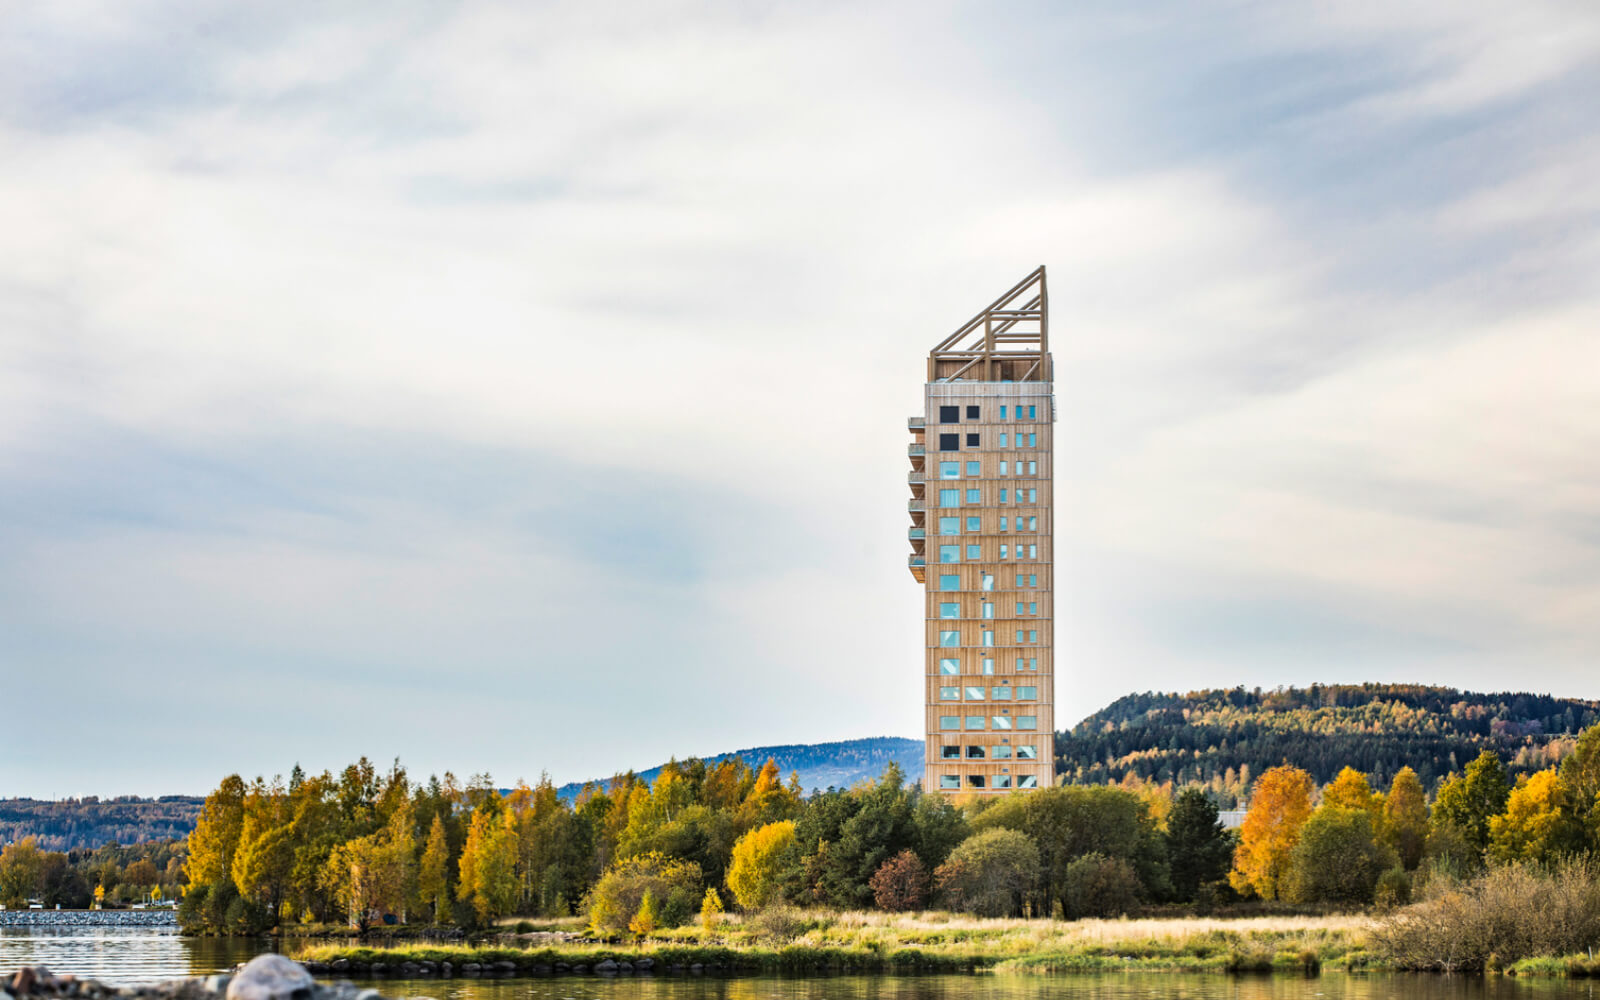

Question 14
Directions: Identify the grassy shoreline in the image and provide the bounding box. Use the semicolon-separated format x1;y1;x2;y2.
297;913;1377;976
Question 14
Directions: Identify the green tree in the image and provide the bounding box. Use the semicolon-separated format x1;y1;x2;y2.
1559;723;1600;847
1434;751;1510;852
1165;788;1233;902
1283;807;1397;905
933;828;1041;917
1063;852;1142;918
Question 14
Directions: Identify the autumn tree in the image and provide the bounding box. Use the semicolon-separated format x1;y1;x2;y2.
1322;767;1383;820
726;820;797;910
1229;765;1314;900
416;814;451;923
869;848;929;912
457;803;518;923
1383;767;1430;870
699;886;723;933
185;775;247;886
585;852;702;935
1489;770;1585;865
0;838;45;908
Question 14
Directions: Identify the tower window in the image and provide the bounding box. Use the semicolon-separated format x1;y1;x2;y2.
966;745;985;759
966;775;986;788
940;775;960;789
966;433;979;447
940;406;960;423
939;434;959;451
942;745;961;759
966;405;980;419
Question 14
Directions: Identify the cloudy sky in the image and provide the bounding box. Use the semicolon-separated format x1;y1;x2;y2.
3;1;1598;797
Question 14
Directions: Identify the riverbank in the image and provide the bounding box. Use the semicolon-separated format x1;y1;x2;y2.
299;912;1377;976
0;911;177;928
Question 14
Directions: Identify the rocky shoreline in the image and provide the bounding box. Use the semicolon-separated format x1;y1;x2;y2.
2;957;408;1000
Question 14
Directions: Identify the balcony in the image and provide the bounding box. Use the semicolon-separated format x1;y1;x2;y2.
908;416;925;430
908;554;925;567
908;527;926;540
908;499;925;512
908;471;924;485
908;443;925;458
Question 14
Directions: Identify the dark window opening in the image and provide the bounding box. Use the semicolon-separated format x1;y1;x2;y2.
966;405;980;419
939;434;960;451
965;745;985;759
939;406;960;423
966;433;979;447
967;775;986;788
941;746;961;760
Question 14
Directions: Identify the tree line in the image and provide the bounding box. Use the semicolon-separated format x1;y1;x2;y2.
0;838;184;909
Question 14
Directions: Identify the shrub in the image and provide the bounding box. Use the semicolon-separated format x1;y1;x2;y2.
1283;807;1397;905
1371;859;1600;971
869;849;929;912
934;828;1040;917
726;821;797;910
747;903;808;944
585;852;702;936
1062;852;1141;919
1373;867;1411;911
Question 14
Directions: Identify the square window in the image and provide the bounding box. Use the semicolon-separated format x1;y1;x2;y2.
939;574;960;591
940;658;959;675
940;405;960;423
966;489;981;503
940;716;960;731
966;544;980;559
992;716;1013;730
966;745;985;759
965;686;985;701
939;545;960;563
939;516;960;535
966;405;980;419
940;774;960;789
939;686;960;700
939;602;959;618
939;433;959;451
1017;775;1038;789
967;775;986;789
991;745;1013;759
982;658;994;675
965;433;979;447
1017;744;1038;759
992;685;1012;700
993;775;1012;789
966;516;980;531
939;462;960;479
1016;716;1038;730
942;745;961;760
965;716;986;730
939;489;960;507
1018;686;1037;700
965;461;980;476
939;630;960;646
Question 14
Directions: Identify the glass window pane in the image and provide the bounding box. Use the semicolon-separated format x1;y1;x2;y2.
966;745;985;759
939;545;960;563
966;517;980;532
965;686;985;701
939;574;960;591
938;517;960;535
966;489;981;503
1018;686;1037;700
1017;744;1038;759
1016;716;1038;730
940;603;959;618
982;658;994;675
981;602;994;619
966;544;981;560
981;573;994;591
993;775;1012;789
942;745;961;759
939;489;960;507
981;630;994;647
991;716;1013;730
940;716;960;730
939;462;960;479
965;461;980;476
940;658;959;675
940;775;960;789
939;687;960;700
992;686;1012;700
1018;775;1038;789
939;630;960;646
991;745;1013;759
965;716;986;730
967;775;986;788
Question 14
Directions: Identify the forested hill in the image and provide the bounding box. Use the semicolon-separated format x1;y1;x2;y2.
555;736;924;799
0;796;203;851
1056;684;1600;797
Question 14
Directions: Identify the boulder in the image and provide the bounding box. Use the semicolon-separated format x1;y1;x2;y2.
226;956;313;1000
593;960;617;975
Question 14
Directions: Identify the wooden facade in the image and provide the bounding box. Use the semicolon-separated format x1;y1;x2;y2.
910;267;1057;795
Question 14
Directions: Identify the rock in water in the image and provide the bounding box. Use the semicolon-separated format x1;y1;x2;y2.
226;955;314;1000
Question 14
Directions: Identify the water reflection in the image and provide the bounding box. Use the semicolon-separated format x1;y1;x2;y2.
0;927;264;984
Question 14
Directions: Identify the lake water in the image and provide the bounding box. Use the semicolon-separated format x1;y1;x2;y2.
3;927;1599;998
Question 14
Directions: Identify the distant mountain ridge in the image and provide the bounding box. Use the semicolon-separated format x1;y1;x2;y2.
1056;683;1600;797
0;796;202;852
554;736;924;799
